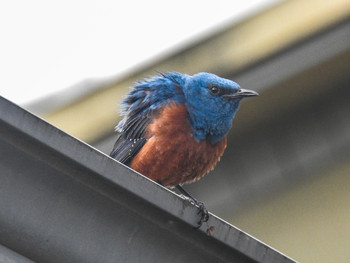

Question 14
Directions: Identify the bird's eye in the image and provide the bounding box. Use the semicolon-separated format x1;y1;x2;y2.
209;85;220;95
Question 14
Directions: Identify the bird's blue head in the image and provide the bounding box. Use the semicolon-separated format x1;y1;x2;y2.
182;72;258;144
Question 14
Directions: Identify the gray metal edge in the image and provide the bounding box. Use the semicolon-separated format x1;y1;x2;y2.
0;96;297;263
0;244;36;263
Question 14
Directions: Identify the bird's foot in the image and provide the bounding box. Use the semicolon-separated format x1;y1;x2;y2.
175;185;209;228
195;200;209;228
190;199;209;228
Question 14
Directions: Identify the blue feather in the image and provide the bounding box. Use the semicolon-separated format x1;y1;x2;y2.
116;72;246;144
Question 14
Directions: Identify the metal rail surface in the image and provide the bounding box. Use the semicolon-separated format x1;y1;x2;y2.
0;96;297;263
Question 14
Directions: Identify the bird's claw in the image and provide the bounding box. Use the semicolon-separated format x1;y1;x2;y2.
175;186;209;228
193;200;209;228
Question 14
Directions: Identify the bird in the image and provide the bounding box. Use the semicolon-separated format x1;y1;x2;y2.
110;72;258;227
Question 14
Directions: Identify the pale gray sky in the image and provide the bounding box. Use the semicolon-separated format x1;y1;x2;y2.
0;0;280;105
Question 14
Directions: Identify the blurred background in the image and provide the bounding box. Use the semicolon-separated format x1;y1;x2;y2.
1;0;350;262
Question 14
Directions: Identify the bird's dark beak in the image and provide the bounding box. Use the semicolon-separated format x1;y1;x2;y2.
223;88;259;98
237;88;259;97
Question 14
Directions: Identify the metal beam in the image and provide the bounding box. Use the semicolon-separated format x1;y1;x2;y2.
0;96;296;262
0;244;35;263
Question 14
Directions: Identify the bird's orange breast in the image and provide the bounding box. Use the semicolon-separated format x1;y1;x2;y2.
130;103;227;187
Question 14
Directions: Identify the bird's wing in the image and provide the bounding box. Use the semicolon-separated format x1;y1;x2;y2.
110;73;185;165
110;81;159;165
110;114;152;165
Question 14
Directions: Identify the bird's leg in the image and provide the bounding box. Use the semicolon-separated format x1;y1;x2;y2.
176;185;209;228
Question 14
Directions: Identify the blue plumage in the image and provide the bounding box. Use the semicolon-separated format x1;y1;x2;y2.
115;72;185;135
115;72;254;145
182;72;242;143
